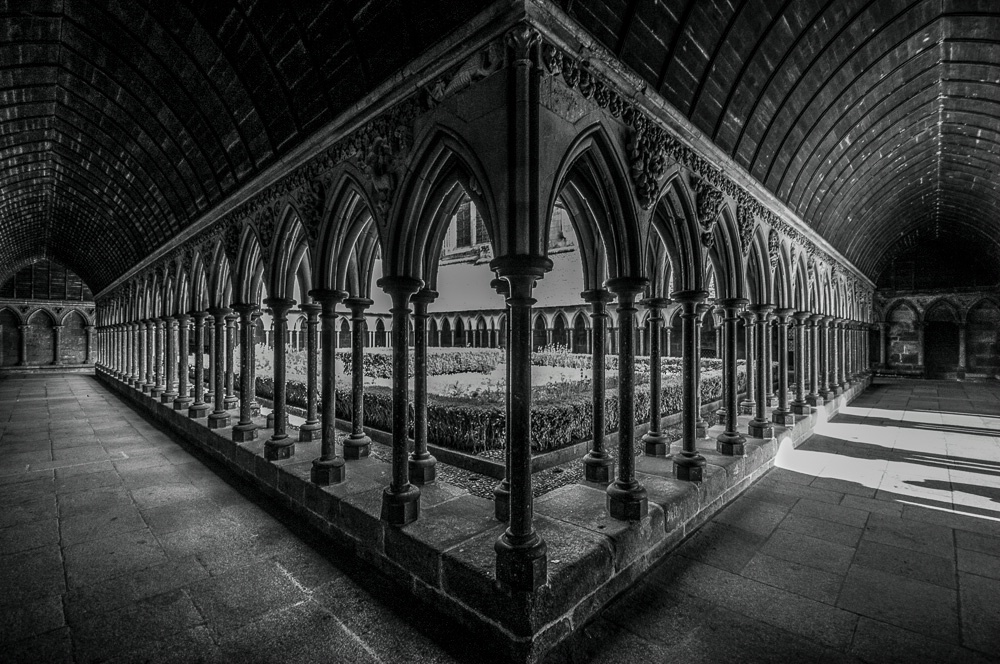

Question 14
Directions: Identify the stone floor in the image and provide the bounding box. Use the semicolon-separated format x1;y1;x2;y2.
2;376;999;663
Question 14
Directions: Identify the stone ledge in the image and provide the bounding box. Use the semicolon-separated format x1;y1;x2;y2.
95;367;870;663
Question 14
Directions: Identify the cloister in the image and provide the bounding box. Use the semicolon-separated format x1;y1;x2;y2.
2;1;1000;662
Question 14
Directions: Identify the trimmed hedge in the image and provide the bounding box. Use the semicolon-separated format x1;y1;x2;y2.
337;347;503;379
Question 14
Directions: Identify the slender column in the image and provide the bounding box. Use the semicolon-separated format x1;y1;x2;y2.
151;318;165;397
958;323;968;374
821;316;836;399
376;276;422;525
263;298;295;460
836;319;847;392
492;278;511;521
764;313;776;407
717;298;748;455
343;298;373;458
739;312;755;414
641;297;670;456
173;315;192;410
205;320;215;404
672;290;709;480
771;309;795;426
748;304;775;439
224;314;239;409
231;304;258;441
84;325;94;365
310;290;347;484
582;289;615;480
161;317;178;404
791;312;812;415
492;257;549;590
714;306;727;421
410;288;439;484
606;277;649;519
297;303;322;442
128;323;138;386
805;315;825;406
208;307;232;429
143;320;156;392
135;323;144;386
188;313;210;418
695;303;711;438
664;326;672;357
52;324;63;365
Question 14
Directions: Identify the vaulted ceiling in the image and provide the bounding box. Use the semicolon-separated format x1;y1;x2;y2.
0;0;490;292
568;0;1000;281
1;0;998;294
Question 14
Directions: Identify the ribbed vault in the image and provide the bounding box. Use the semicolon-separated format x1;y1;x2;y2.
0;0;490;292
568;0;1000;279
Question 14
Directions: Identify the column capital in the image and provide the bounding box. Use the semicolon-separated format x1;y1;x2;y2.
308;288;348;306
190;310;210;321
748;303;774;315
640;297;672;310
491;277;509;297
809;313;825;324
581;288;614;305
262;297;296;318
606;276;649;298
670;289;709;304
793;310;812;321
230;302;259;316
344;297;374;314
377;276;423;309
207;306;231;319
52;324;64;330
489;254;552;279
773;307;796;321
410;288;439;306
717;298;748;312
298;302;322;316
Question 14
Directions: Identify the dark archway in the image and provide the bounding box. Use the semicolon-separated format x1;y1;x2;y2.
0;310;20;366
571;313;588;354
533;315;547;351
968;301;1000;376
924;303;960;378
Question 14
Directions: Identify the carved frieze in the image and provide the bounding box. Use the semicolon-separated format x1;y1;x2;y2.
768;230;780;270
737;203;756;255
694;176;724;248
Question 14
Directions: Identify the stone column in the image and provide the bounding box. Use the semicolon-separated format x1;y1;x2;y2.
772;309;795;426
174;315;191;411
664;326;672;357
208;307;231;429
836;319;847;392
144;320;156;393
493;257;549;591
492;277;512;522
128;323;138;387
205;319;215;404
641;297;670;456
152;318;166;398
806;315;825;406
764;313;776;407
84;325;94;364
410;288;438;485
231;304;258;441
714;306;727;422
582;289;614;481
263;298;295;459
748;304;775;439
607;277;649;520
958;323;968;374
376;276;422;525
297;303;322;442
310;290;347;484
694;303;711;438
343;297;373;459
717;298;748;456
188;313;210;418
821;316;836;399
161;317;178;404
672;290;709;481
739;312;755;414
224;313;239;409
52;325;63;365
791;312;811;415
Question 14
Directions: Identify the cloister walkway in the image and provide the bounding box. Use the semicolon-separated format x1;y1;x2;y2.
2;376;999;662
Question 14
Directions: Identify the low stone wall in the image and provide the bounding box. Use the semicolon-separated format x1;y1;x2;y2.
96;366;870;663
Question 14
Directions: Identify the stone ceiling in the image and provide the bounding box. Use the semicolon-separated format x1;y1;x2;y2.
1;0;998;293
0;0;490;292
568;0;1000;278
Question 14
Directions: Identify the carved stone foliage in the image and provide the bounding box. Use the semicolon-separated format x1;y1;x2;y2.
737;203;756;255
222;224;241;266
628;128;669;210
768;230;780;270
694;176;724;248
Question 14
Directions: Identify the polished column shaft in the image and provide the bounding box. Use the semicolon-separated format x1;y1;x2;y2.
344;298;373;459
791;312;811;415
188;313;210;418
717;298;748;455
673;290;709;480
310;290;347;484
748;304;775;439
298;303;322;442
208;308;231;429
231;304;258;442
410;289;438;485
771;309;795;426
581;289;615;482
263;298;295;460
174;315;191;410
641;297;670;457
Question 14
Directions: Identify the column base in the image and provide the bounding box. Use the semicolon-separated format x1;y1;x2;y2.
265;412;275;429
223;396;239;410
822;390;837;401
344;434;371;460
208;412;231;429
493;480;510;522
150;387;164;398
606;480;648;521
232;423;258;443
806;394;825;407
765;394;776;407
716;432;746;456
642;430;669;457
791;401;812;415
771;409;795;426
747;419;774;439
173;397;192;411
673;453;706;482
739;400;755;415
188;403;210;419
381;484;420;526
495;531;547;591
160;391;177;405
408;453;437;485
582;452;614;484
695;419;709;439
298;422;321;442
311;457;346;485
264;436;295;460
142;383;153;394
